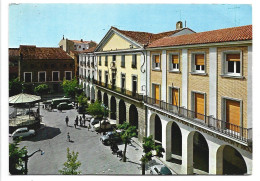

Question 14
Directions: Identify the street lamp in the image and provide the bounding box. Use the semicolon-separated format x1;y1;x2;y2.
23;148;44;175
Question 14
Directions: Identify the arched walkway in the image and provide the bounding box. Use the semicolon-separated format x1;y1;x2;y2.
149;114;162;145
171;122;182;163
216;145;247;175
97;90;102;102
129;104;138;135
103;93;108;108
192;132;209;173
110;96;116;120
119;100;126;124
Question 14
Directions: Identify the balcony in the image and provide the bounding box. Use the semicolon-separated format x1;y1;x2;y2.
144;96;252;144
95;81;143;101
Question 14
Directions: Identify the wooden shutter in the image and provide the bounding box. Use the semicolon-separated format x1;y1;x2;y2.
226;54;240;62
195;93;204;120
172;55;179;64
172;88;179;106
155;85;160;104
155;55;160;63
226;100;240;132
195;54;204;65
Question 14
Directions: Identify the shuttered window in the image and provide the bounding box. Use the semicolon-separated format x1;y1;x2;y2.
225;53;241;75
170;54;179;71
226;99;240;132
155;55;160;63
172;55;179;64
195;93;204;120
192;53;205;73
195;54;205;65
172;88;179;106
153;54;160;69
153;84;160;104
226;54;240;62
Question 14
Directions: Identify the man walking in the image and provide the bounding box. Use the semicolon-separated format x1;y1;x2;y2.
65;116;69;126
67;132;70;142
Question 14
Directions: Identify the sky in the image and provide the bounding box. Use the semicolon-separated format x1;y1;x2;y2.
9;3;252;48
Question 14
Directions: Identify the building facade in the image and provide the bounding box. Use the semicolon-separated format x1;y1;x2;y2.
9;48;19;79
145;25;252;175
18;45;75;93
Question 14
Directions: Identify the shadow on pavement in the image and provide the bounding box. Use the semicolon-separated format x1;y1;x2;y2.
24;126;61;142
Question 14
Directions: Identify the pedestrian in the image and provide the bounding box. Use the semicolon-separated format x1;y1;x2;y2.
65;116;69;126
79;116;82;126
67;132;70;142
83;113;85;121
74;120;77;128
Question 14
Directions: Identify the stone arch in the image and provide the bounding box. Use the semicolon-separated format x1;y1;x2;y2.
129;104;138;135
149;113;162;145
97;90;102;102
187;131;209;174
110;96;116;120
90;86;95;102
119;99;126;124
103;92;108;108
216;145;247;175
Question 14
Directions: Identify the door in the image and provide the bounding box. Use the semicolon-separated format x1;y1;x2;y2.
195;93;204;120
172;88;179;106
226;100;240;132
154;85;160;104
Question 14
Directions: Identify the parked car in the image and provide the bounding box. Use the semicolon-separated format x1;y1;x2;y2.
90;118;102;125
100;131;122;145
150;165;172;175
93;120;116;131
51;97;71;108
57;102;73;110
12;127;35;139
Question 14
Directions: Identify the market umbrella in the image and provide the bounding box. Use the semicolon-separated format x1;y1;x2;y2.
9;93;41;104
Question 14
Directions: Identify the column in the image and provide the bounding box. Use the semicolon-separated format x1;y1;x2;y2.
209;47;217;117
161;50;167;101
182;49;188;108
181;128;193;174
146;51;151;96
247;45;252;129
208;140;222;174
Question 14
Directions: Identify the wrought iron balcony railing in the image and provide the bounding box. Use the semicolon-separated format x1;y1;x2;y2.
144;96;252;144
95;81;143;101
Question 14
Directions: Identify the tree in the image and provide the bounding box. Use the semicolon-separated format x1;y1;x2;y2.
9;77;23;96
77;94;88;108
59;148;81;175
9;138;27;175
87;101;109;133
61;78;82;100
34;84;49;98
140;135;165;175
117;122;137;162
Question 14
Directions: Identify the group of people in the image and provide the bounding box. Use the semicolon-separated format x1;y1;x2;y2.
65;114;89;128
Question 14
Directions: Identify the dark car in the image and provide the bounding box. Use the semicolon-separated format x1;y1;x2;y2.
57;102;73;110
100;131;122;145
150;165;173;175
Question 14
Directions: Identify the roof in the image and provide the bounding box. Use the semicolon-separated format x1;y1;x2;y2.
70;40;92;44
79;46;97;54
19;45;73;60
148;25;252;48
111;26;186;46
9;48;20;57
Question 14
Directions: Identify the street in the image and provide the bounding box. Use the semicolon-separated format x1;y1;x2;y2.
10;104;164;175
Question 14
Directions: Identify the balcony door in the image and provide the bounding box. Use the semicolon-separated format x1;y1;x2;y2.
226;99;240;132
172;88;179;106
194;93;204;120
153;84;160;104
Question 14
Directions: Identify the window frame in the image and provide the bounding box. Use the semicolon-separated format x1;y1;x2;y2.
168;86;180;106
121;73;126;90
169;53;180;72
132;54;137;68
152;83;161;101
191;91;206;120
99;56;102;66
132;75;138;94
38;71;46;82
65;71;72;80
52;71;60;82
24;72;32;83
191;52;206;74
121;55;125;68
222;50;243;77
152;53;161;71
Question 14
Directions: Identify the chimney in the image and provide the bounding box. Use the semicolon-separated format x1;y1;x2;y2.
176;21;183;30
81;39;83;42
63;35;64;40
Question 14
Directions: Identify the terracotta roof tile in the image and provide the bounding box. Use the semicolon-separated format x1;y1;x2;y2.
9;48;20;57
79;46;97;53
148;25;252;48
70;40;91;44
19;45;73;60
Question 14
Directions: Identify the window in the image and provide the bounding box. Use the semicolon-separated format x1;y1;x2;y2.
105;56;108;66
192;92;205;120
24;72;32;82
121;55;125;68
99;56;102;66
121;74;125;91
152;54;160;70
223;52;242;76
113;55;116;62
52;71;59;81
65;71;72;80
170;88;179;106
99;70;102;84
112;72;116;89
105;71;108;87
132;76;137;96
132;54;137;68
224;98;241;132
152;84;160;104
38;71;46;82
192;53;205;73
169;54;179;71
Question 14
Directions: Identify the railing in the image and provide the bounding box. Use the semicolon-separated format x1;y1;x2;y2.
144;96;252;143
95;81;143;101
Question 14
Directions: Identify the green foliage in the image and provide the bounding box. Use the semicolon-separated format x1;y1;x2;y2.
61;78;82;99
140;135;165;175
9;138;27;175
117;122;137;162
9;78;23;96
86;100;109;119
77;94;88;107
59;148;81;175
34;84;49;97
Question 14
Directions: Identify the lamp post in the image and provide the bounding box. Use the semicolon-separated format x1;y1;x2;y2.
23;149;44;175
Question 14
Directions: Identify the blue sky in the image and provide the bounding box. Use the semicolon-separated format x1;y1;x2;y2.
9;4;252;48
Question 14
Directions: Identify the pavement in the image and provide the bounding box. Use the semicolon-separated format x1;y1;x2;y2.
9;103;172;175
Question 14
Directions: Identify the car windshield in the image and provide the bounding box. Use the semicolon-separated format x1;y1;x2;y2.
160;166;172;175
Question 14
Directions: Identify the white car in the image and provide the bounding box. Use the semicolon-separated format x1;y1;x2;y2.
93;120;116;131
150;165;173;175
12;127;35;139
